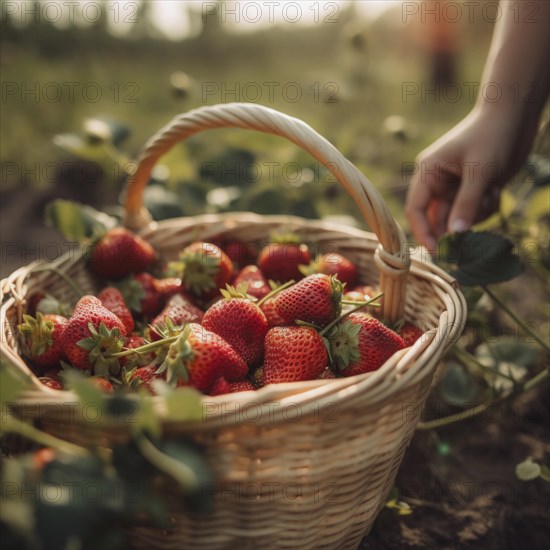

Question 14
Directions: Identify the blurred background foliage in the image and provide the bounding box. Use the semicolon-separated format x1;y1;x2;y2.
1;0;506;276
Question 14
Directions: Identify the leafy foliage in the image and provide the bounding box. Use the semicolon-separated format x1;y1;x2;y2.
438;231;523;287
45;200;117;243
1;370;212;549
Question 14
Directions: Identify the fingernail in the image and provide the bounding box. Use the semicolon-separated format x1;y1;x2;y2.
449;219;469;233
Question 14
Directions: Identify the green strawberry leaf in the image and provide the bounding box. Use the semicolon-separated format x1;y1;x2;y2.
0;359;34;411
516;458;541;481
45;199;117;244
53;132;112;162
83;116;130;147
540;465;550;482
62;369;107;410
437;231;523;286
153;383;203;422
525;154;550;188
439;361;481;406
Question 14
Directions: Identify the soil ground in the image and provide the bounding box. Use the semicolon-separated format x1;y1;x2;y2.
362;383;550;550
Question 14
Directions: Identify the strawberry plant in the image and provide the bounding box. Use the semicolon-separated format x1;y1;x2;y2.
0;363;211;550
417;147;550;429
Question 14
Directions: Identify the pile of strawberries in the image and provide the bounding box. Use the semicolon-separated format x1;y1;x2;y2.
18;228;423;396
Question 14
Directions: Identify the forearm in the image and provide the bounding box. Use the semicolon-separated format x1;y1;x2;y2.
477;0;550;115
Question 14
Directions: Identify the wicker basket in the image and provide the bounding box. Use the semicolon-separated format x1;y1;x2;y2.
0;103;466;549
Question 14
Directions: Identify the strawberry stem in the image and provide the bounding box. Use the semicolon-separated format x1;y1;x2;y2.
257;279;295;307
319;293;384;337
417;368;549;430
135;434;198;489
341;299;381;306
109;335;179;357
482;285;550;353
3;414;89;457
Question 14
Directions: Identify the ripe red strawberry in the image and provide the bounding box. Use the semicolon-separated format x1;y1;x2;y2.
38;376;63;390
98;287;135;334
18;313;68;370
275;274;343;327
301;253;358;286
398;321;423;347
126;364;166;395
153;277;182;302
61;295;127;375
260;296;287;327
150;294;204;340
209;377;256;396
202;285;268;368
328;313;405;376
263;326;328;384
221;240;259;268
88;377;114;393
120;272;159;318
167;242;233;301
257;237;311;283
233;265;271;300
89;227;156;280
157;323;248;392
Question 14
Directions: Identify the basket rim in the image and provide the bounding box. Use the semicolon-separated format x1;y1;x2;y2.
1;214;466;429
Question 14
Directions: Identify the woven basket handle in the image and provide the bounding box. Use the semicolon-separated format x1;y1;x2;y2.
123;103;410;321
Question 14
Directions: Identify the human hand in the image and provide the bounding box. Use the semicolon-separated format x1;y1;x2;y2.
405;105;538;253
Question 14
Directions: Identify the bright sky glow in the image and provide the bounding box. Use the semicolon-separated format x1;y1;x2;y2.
7;1;400;39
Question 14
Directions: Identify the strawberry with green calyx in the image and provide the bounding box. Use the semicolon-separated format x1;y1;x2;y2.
263;326;329;384
119;334;154;369
327;312;406;376
202;283;269;368
62;295;127;376
156;323;248;392
274;274;344;328
300;253;358;287
116;273;169;319
233;265;271;299
397;321;424;347
89;227;157;280
124;364;166;395
150;294;204;340
257;233;311;283
98;287;135;334
18;312;68;370
167;242;233;302
209;377;256;396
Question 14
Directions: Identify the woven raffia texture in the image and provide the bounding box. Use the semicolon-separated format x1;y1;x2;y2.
0;104;466;549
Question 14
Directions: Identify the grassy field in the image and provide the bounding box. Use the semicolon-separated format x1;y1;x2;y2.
1;4;493;244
